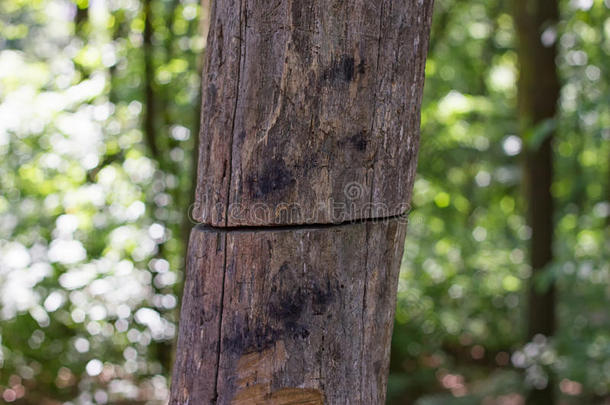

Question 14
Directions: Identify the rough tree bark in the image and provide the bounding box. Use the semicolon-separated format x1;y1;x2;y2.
514;0;560;403
171;1;433;403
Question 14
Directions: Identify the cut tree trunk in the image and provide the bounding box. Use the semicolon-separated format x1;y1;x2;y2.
514;0;560;403
171;1;433;403
172;221;407;404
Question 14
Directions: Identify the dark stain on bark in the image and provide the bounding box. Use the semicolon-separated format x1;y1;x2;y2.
222;267;340;356
247;159;295;198
278;262;290;273
312;279;334;315
222;321;311;355
207;83;217;107
341;131;368;152
357;59;366;75
269;277;335;320
322;55;363;84
269;286;307;322
285;321;311;339
223;323;283;354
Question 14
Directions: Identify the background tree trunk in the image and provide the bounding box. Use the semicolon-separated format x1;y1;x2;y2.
73;0;88;38
514;0;560;403
143;0;159;158
171;1;434;403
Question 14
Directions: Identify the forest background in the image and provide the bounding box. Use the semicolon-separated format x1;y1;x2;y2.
0;0;608;403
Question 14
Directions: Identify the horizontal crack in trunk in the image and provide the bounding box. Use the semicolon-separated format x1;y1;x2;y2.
193;212;409;234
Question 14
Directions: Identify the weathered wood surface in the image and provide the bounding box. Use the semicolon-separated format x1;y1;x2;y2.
172;0;433;403
171;220;407;404
193;0;434;226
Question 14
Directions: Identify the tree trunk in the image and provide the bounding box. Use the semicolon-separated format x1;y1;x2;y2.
74;0;88;37
143;0;159;158
514;0;560;403
171;1;433;403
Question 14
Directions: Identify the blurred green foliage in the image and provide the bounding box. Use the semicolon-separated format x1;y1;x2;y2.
389;0;610;403
0;0;608;404
0;0;204;402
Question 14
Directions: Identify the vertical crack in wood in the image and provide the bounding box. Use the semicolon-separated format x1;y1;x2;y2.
359;221;371;404
367;1;385;212
225;0;245;226
212;232;229;402
359;4;385;396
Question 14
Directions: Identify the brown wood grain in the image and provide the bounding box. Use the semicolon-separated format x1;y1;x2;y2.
171;220;407;404
172;0;433;403
193;0;433;226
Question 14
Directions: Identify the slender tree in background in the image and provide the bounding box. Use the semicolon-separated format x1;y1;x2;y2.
170;0;434;403
73;0;88;37
143;0;159;158
514;0;560;403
